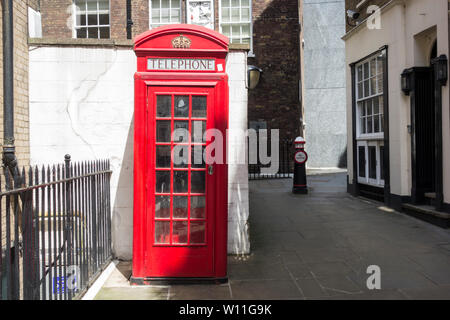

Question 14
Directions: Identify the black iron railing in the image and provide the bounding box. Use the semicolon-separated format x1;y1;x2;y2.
248;138;294;180
0;155;112;300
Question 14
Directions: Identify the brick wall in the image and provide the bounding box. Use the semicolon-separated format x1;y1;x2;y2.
1;0;31;253
248;0;301;139
345;0;391;33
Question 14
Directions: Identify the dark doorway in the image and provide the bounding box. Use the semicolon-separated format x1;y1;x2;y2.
410;67;435;204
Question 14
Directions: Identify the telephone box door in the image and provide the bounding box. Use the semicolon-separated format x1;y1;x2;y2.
147;85;216;277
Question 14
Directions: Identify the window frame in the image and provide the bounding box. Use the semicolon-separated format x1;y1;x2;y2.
186;0;215;30
72;0;111;39
149;0;183;30
355;54;385;139
218;0;253;52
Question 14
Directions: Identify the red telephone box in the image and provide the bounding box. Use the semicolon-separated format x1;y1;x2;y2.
131;25;229;283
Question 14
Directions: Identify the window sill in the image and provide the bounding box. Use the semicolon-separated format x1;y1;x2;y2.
356;134;384;141
28;37;134;48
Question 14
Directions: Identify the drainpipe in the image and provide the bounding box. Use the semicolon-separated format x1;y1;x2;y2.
126;0;133;40
2;0;20;185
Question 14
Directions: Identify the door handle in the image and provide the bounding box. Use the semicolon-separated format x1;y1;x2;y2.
208;165;214;175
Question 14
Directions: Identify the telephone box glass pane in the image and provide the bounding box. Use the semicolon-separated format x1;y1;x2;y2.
172;221;188;244
156;121;171;142
173;145;188;168
156;146;171;168
155;196;170;218
156;171;170;193
191;171;205;193
174;96;189;118
192;96;207;118
157;95;171;117
190;221;206;244
155;221;170;244
173;121;189;143
192;121;206;142
191;196;206;219
191;146;206;168
174;171;188;193
173;196;188;219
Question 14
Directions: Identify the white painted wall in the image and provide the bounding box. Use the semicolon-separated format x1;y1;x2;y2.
29;46;250;259
344;0;450;201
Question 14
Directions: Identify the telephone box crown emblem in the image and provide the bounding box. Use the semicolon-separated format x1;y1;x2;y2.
172;35;192;49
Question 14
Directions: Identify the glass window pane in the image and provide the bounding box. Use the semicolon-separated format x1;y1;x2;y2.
152;9;161;23
362;117;366;133
379;97;384;114
377;56;383;74
370;59;376;77
156;145;171;168
357;65;363;81
373;97;379;114
99;14;109;25
359;102;365;116
380;114;384;132
173;196;188;219
377;74;383;94
174;95;189;118
161;0;170;8
157;95;171;117
190;221;206;244
155;221;170;244
222;0;230;7
367;115;373;133
222;24;231;37
156;171;170;193
76;27;87;38
241;8;250;21
171;0;180;9
191;196;206;219
75;0;87;12
366;100;372;116
364;80;369;98
88;27;99;39
241;0;250;6
173;121;189;143
153;0;161;9
222;8;230;22
191;171;205;193
88;14;98;25
241;24;250;38
370;77;377;95
192;96;207;118
173;221;188;244
357;83;363;99
99;27;109;39
358;146;366;178
363;62;369;79
174;171;188;193
374;115;379;132
155;196;170;218
87;1;97;12
192;121;206;143
171;9;180;22
161;8;170;23
231;0;239;6
369;146;377;179
156;121;171;142
99;0;109;11
173;145;188;168
231;8;240;22
380;146;385;180
191;146;206;168
78;14;86;26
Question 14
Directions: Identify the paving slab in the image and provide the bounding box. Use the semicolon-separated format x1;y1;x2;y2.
93;173;450;300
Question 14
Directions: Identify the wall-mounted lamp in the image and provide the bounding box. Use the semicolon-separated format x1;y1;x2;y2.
432;54;448;86
248;65;263;90
401;68;413;96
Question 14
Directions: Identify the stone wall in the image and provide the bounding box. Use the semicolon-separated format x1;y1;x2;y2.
303;0;347;168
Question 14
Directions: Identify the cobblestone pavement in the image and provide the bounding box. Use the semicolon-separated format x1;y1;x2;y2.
94;172;450;300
